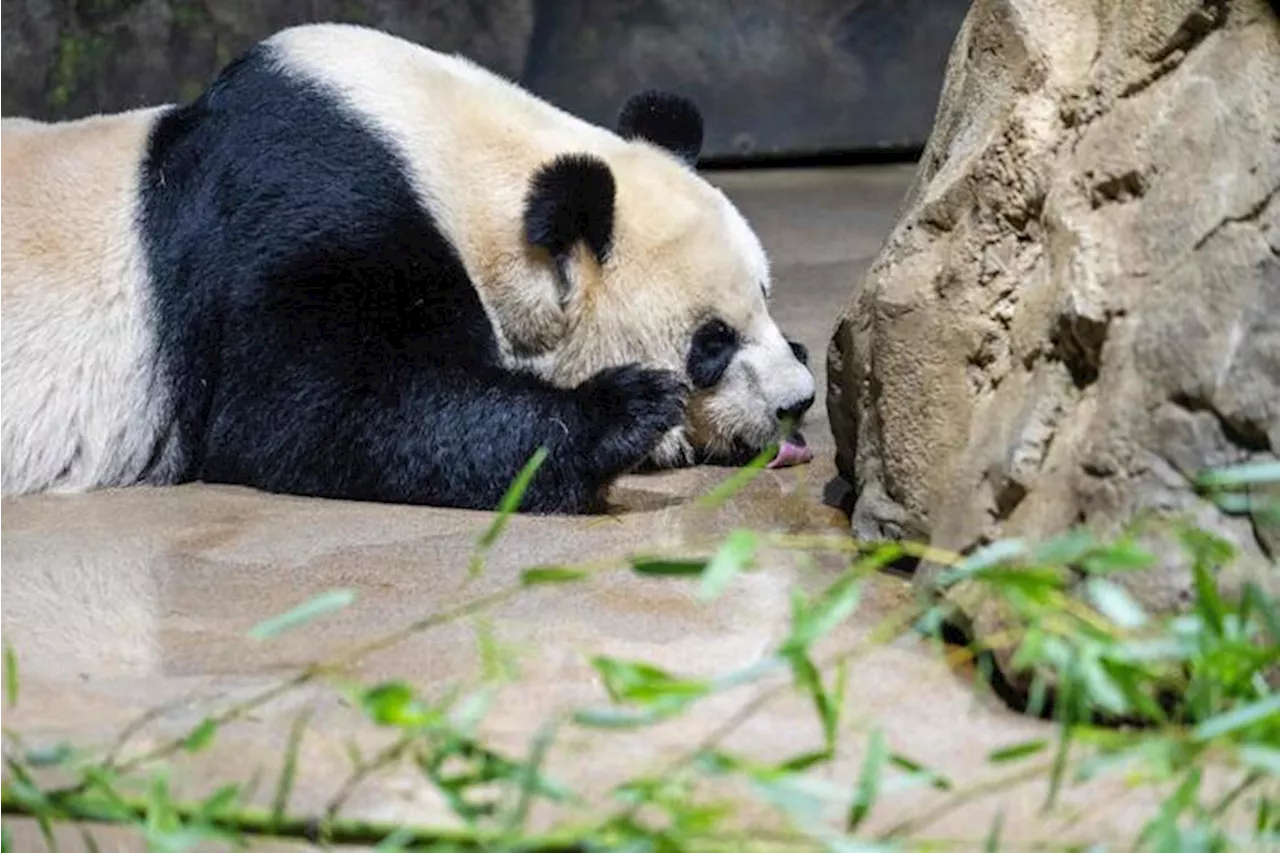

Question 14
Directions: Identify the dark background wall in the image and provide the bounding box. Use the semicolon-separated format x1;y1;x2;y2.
0;0;970;161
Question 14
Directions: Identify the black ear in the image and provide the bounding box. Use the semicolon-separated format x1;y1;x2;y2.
523;153;616;264
617;90;704;166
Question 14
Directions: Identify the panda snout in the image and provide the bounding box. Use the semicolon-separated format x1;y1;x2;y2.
776;393;815;424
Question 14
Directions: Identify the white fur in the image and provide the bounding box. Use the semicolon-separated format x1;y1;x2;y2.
1;109;180;497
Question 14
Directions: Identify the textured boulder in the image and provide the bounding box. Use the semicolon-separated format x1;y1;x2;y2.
828;0;1279;637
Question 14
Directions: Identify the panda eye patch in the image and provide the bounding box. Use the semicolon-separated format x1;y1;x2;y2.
687;318;739;388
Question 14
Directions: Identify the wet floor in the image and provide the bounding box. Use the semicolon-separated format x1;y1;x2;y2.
2;166;1165;849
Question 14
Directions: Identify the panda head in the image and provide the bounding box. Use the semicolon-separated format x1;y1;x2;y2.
515;90;816;469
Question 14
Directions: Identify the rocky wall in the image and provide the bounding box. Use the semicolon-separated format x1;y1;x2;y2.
827;0;1280;658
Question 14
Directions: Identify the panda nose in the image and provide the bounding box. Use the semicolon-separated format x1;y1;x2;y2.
777;394;815;424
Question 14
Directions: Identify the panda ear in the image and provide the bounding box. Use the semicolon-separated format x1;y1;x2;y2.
617;90;704;166
523;153;616;264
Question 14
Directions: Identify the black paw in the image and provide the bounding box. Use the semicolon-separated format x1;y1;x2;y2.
576;364;688;477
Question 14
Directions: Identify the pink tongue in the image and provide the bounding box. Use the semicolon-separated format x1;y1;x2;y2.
767;434;814;469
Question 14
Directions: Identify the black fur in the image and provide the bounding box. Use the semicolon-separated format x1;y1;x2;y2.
687;318;739;389
523;153;616;264
616;90;704;166
788;340;809;365
138;44;684;513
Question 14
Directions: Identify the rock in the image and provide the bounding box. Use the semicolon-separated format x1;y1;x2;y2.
827;0;1280;668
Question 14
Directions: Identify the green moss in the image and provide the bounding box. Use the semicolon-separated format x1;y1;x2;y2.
170;0;208;30
342;2;370;24
76;0;142;21
49;32;110;110
178;79;204;103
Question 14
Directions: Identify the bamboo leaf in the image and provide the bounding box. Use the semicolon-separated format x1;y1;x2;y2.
1194;695;1280;741
271;709;311;826
248;589;356;640
988;739;1048;764
482;448;548;541
520;566;589;586
1194;460;1280;489
630;556;707;577
846;728;887;831
4;640;17;709
699;529;759;601
181;719;218;753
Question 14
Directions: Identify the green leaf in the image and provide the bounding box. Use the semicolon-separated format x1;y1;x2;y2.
1109;637;1188;664
1180;526;1237;570
697;443;777;508
450;689;493;735
360;681;434;728
968;566;1069;592
1238;746;1280;777
1193;694;1280;741
1085;573;1146;627
504;720;563;833
1189;562;1229;638
1029;528;1097;566
1079;539;1156;574
819;837;898;853
788;651;839;751
520;566;589;586
248;588;356;640
846;728;887;831
474;617;519;685
987;739;1048;764
571;705;677;729
832;658;850;741
1045;728;1074;810
470;446;548;576
889;752;953;791
710;656;787;691
1243;582;1280;645
937;539;1028;585
78;767;135;821
1210;492;1263;515
783;574;862;654
271;709;311;826
751;775;826;824
477;448;547;549
590;656;709;705
630;556;707;577
198;784;242;821
24;742;72;767
984;810;1005;853
373;827;418;853
699;529;759;601
181;718;218;753
3;640;17;709
1194;460;1280;489
1258;790;1275;834
778;750;836;773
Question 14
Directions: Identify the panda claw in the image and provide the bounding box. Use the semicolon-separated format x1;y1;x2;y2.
576;364;688;478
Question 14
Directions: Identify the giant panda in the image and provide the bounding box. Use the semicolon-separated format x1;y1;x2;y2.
1;23;816;514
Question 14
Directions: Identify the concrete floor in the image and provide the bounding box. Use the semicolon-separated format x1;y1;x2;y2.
2;166;1163;849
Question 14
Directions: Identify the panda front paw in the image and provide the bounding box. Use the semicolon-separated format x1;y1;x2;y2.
576;364;688;478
